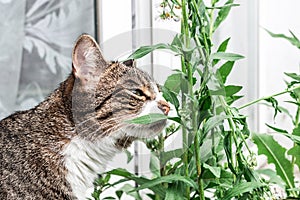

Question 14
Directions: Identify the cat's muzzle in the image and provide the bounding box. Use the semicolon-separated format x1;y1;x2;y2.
157;100;170;115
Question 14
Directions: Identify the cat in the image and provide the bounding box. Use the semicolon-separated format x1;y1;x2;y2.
0;34;170;200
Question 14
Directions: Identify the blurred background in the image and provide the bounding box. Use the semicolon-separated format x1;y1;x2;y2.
0;0;299;196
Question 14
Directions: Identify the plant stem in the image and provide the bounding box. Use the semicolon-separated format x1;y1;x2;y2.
181;0;191;199
238;85;300;110
208;1;215;40
290;98;300;197
219;96;237;177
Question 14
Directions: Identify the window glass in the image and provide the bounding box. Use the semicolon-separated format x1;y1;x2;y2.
0;0;95;119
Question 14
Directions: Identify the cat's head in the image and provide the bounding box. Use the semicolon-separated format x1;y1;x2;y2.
70;34;170;147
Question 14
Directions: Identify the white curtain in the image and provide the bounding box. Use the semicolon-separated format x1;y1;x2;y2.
0;0;96;119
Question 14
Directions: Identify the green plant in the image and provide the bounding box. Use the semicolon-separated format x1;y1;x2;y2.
249;30;300;198
92;1;300;200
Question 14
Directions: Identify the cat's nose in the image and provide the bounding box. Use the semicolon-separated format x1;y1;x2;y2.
157;100;170;115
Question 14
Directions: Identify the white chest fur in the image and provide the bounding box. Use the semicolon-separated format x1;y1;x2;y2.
62;136;120;200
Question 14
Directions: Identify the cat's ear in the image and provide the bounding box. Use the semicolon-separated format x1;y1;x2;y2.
72;34;107;84
122;59;136;68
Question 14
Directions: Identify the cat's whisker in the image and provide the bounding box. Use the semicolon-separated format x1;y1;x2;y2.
121;135;131;151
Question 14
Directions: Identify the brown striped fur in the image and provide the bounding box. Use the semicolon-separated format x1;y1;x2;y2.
0;34;169;199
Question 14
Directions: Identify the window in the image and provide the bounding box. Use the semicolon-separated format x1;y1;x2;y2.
0;0;96;119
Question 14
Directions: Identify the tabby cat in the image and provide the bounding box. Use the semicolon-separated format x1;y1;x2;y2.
0;34;170;200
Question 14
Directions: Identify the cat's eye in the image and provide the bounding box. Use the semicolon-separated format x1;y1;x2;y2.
132;89;144;97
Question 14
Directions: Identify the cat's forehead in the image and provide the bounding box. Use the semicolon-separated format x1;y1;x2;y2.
106;62;156;87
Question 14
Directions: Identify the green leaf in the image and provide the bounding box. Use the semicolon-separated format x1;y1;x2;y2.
171;34;183;49
226;95;244;105
285;72;300;81
210;52;245;61
118;184;142;200
288;145;300;174
207;3;240;9
115;190;123;199
281;134;300;145
203;163;221;178
210;87;226;96
264;97;282;119
102;197;115;200
225;85;242;97
150;152;160;177
213;0;235;32
107;168;165;196
216;37;230;52
203;115;229;135
252;133;295;189
165;187;184;200
125;113;167;124
127;43;172;60
265;123;288;133
213;38;231;65
292;125;300;136
217;61;234;83
256;169;285;188
162;86;179;110
265;29;300;49
160;148;184;166
124;150;133;164
164;73;183;94
132;175;199;192
223;182;264;200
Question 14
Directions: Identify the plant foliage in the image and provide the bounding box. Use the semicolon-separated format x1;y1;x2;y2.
92;1;300;200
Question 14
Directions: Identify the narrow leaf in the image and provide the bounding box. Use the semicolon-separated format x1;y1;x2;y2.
203;163;221;178
125;113;167;124
207;3;240;9
213;0;234;32
226;95;244;105
118;184;142;200
203;115;229;135
285;72;300;81
252;133;295;189
225;85;242;97
256;169;285;188
265;29;300;49
217;61;234;83
210;52;244;61
132;175;199;192
128;43;171;60
217;38;231;52
281;133;300;145
213;38;231;65
265;123;288;133
107;168;165;196
223;182;264;200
